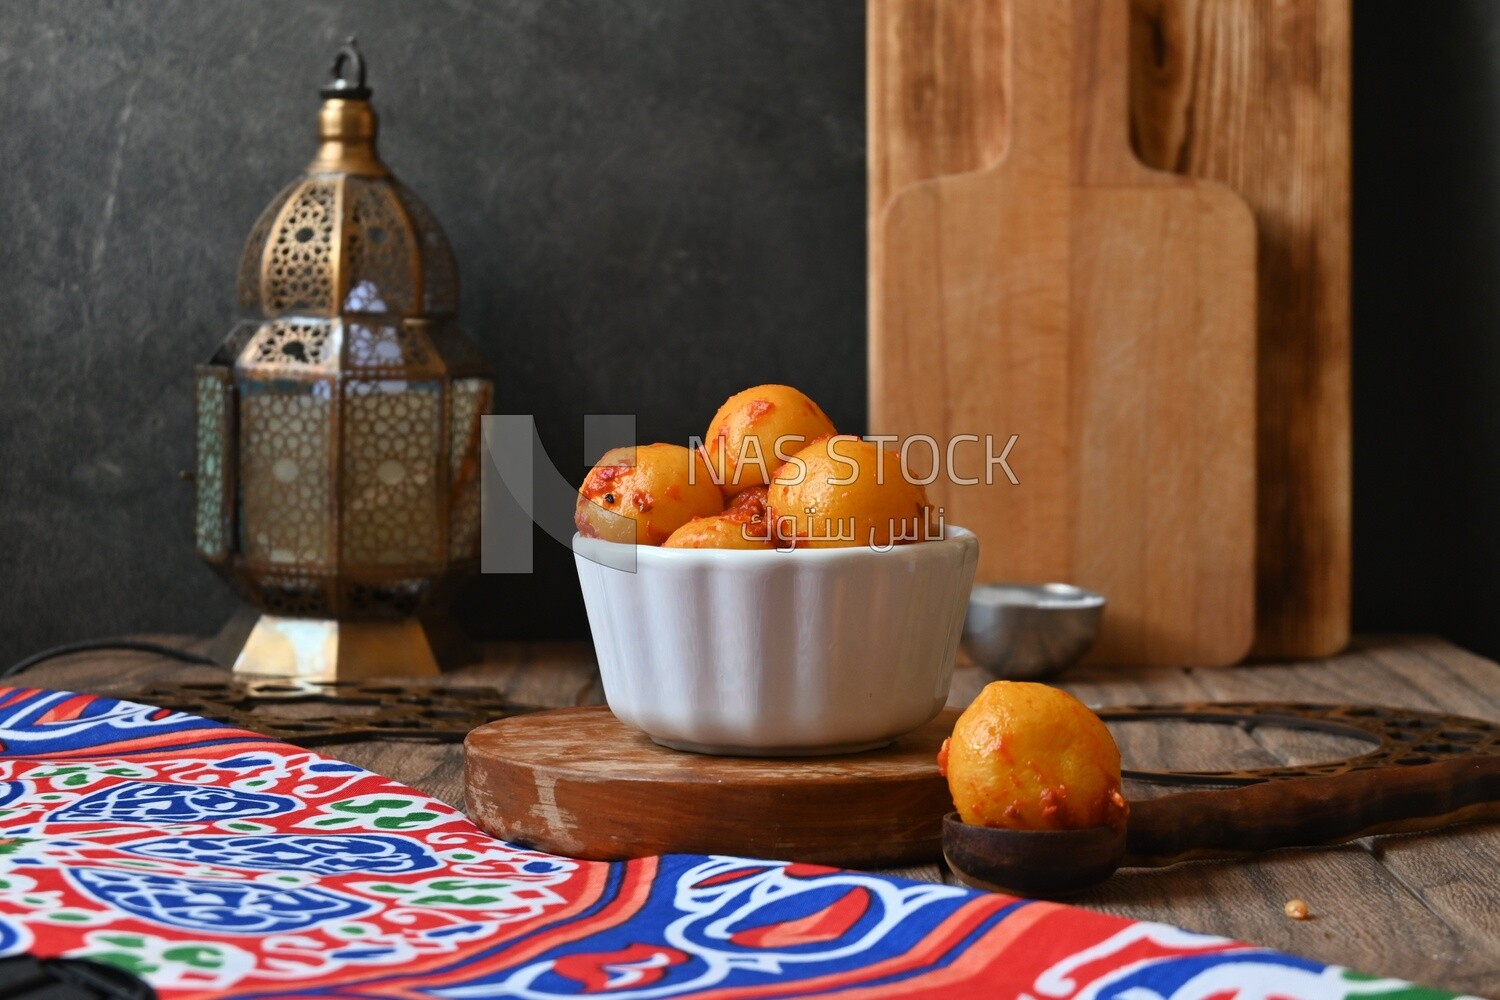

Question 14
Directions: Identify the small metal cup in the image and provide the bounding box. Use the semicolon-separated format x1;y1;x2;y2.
961;583;1106;680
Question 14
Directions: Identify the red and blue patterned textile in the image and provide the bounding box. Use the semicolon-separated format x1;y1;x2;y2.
0;686;1468;999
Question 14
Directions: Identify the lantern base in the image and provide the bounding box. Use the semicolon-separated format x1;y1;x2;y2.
209;607;478;682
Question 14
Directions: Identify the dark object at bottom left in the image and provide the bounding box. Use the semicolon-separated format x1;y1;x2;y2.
122;679;539;746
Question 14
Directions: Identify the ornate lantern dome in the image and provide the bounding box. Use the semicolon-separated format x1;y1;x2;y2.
194;40;493;679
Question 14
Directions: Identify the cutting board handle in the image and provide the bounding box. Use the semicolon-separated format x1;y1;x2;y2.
1003;0;1072;171
1072;0;1155;185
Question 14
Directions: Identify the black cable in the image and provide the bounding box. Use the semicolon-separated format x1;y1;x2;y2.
2;639;221;680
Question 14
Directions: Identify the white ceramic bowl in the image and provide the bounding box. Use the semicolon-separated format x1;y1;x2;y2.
573;527;979;756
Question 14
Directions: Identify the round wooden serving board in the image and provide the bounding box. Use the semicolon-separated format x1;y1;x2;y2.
464;706;957;867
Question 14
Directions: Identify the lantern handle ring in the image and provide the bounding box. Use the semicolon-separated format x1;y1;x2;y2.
321;36;371;100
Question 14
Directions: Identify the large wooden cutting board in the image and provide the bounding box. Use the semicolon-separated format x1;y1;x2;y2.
1128;0;1351;659
872;0;1256;668
870;0;1350;661
868;0;1009;298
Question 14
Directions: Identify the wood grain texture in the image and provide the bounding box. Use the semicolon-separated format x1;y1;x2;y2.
876;0;1074;583
19;636;1500;994
1019;639;1500;997
464;707;958;867
1128;0;1351;659
869;0;1351;662
1127;756;1500;865
872;0;1256;667
18;638;604;813
944;815;1125;896
867;0;1008;299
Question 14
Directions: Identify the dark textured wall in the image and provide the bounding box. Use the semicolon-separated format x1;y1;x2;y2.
1351;1;1500;660
1;0;1497;666
0;0;864;665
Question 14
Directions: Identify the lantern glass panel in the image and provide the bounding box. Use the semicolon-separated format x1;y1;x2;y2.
448;378;491;561
238;377;337;569
339;378;444;567
194;369;233;560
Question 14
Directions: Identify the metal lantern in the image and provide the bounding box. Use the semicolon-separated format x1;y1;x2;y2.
194;40;492;680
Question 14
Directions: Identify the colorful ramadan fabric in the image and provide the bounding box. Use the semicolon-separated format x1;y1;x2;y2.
0;687;1468;1000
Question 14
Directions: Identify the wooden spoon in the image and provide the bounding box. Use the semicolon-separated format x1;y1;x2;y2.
943;813;1125;897
944;725;1500;898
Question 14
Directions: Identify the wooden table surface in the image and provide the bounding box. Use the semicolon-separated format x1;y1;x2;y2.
17;635;1500;997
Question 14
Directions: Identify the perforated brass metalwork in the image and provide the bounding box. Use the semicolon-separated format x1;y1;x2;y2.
1105;702;1500;786
195;40;492;680
240;169;453;323
246;319;337;368
264;180;340;315
131;678;538;747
